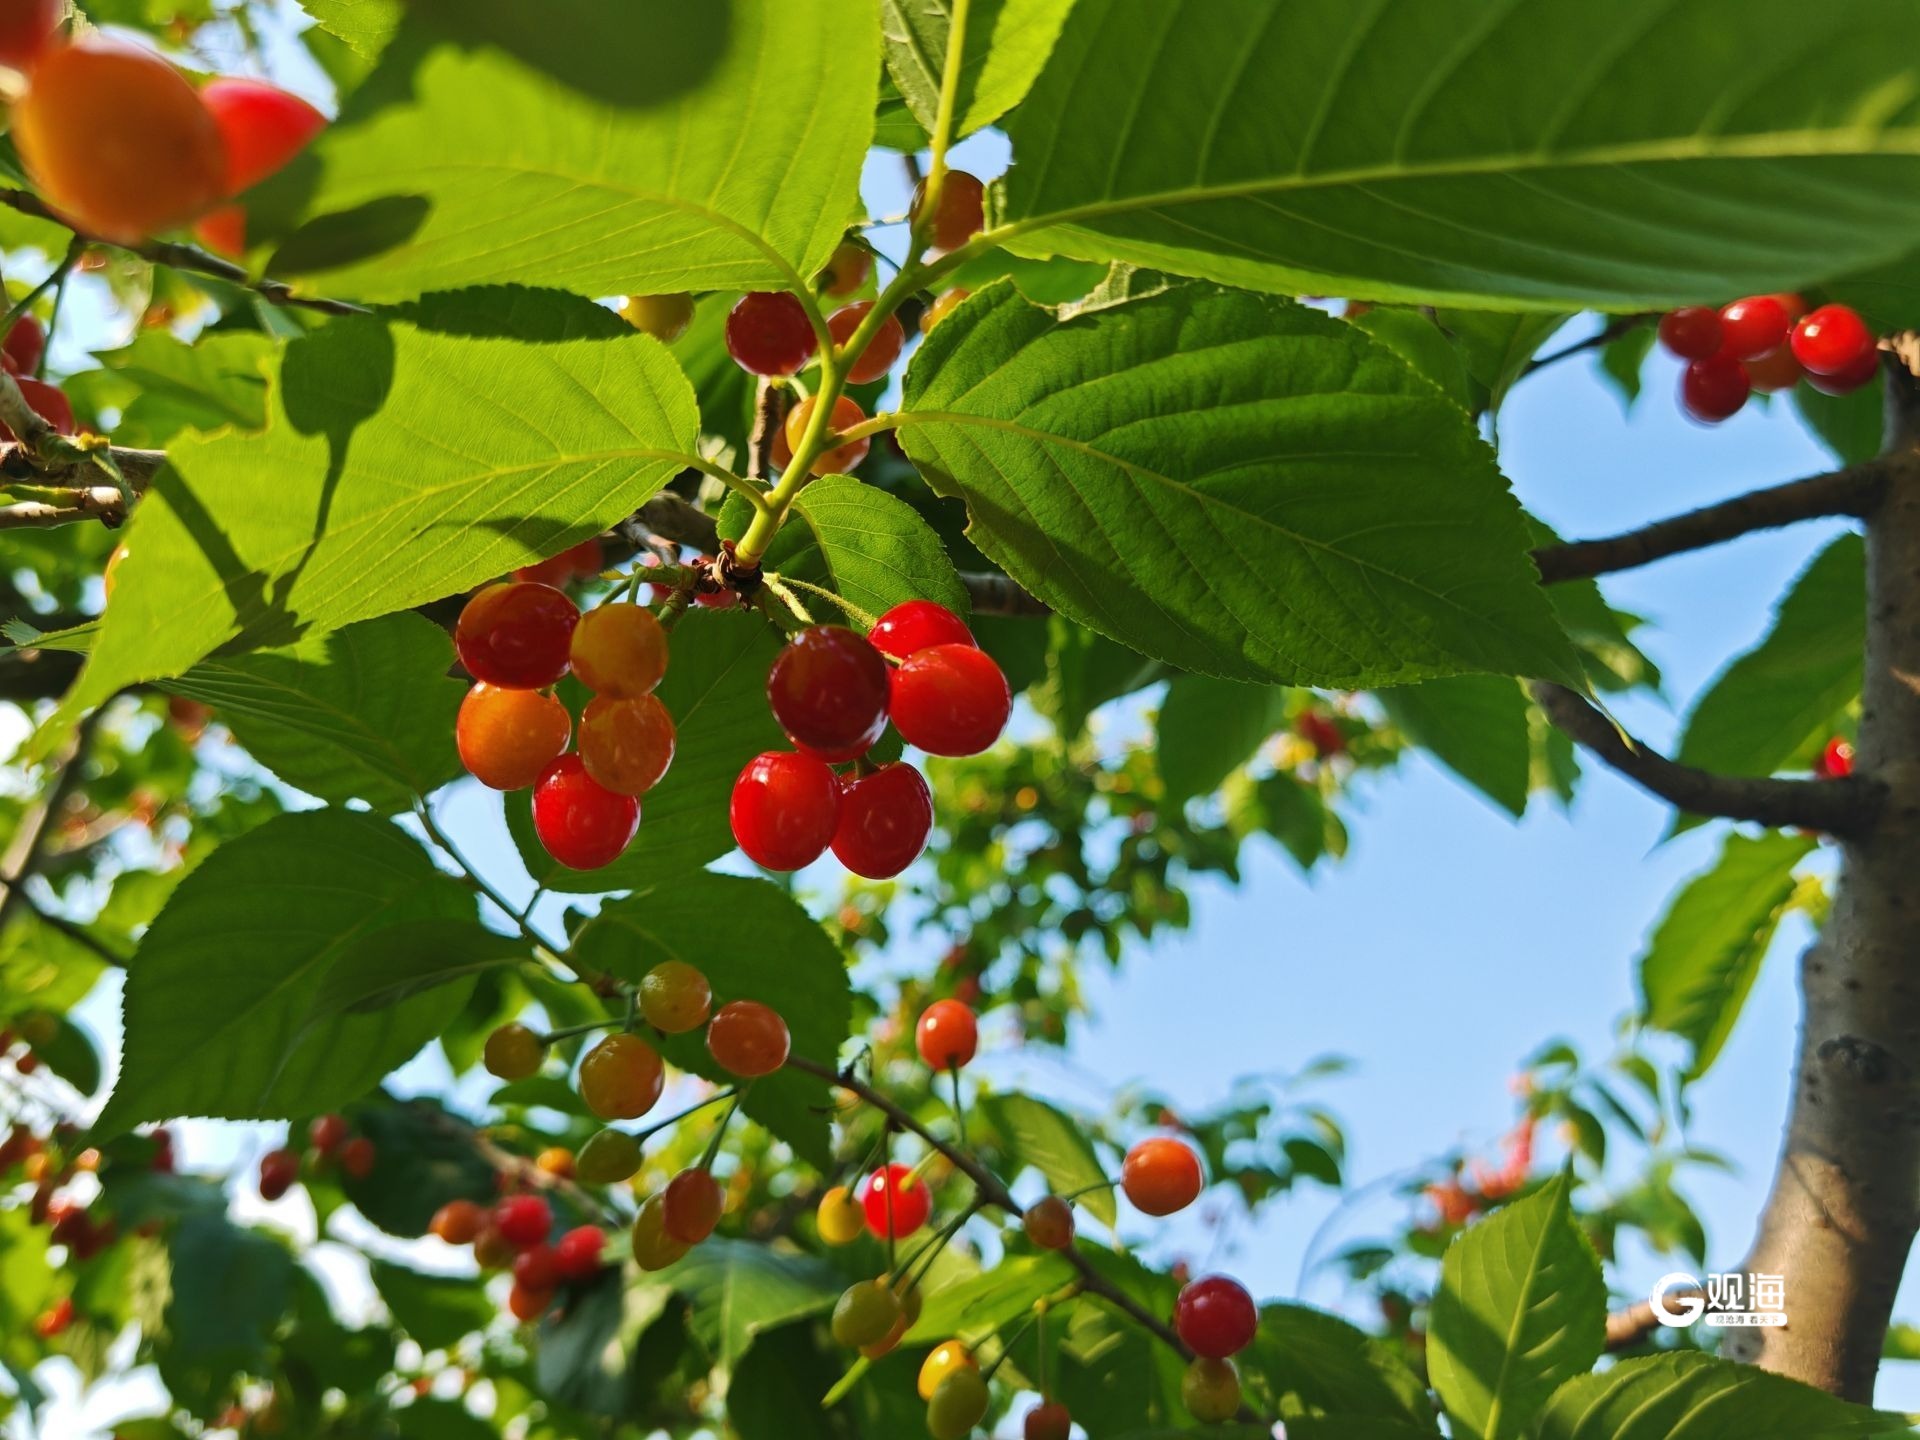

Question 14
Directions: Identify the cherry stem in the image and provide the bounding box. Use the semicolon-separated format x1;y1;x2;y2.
631;1087;738;1145
0;235;82;358
948;1063;966;1142
412;801;580;981
1058;1179;1117;1201
917;0;973;259
540;1019;619;1044
982;1302;1044;1382
699;1089;745;1171
893;1196;981;1292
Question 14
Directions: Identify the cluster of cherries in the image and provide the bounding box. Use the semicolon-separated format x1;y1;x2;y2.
1423;1115;1537;1228
1659;294;1878;424
731;602;1012;878
0;313;73;441
820;1006;1258;1435
2;9;326;254
468;956;789;1317
453;576;677;871
255;1111;376;1201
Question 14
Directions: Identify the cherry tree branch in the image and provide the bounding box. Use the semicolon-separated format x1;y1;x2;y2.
0;708;101;934
1528;682;1883;834
1605;1288;1699;1352
0;188;368;317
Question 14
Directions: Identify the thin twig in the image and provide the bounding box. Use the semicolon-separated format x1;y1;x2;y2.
0;708;102;933
1605;1288;1700;1351
1520;314;1653;377
1528;682;1883;835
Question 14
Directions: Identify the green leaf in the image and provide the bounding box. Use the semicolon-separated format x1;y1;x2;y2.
371;1261;498;1350
98;810;476;1136
976;1092;1116;1225
721;473;969;623
46;310;698;753
1638;830;1818;1080
1155;676;1285;807
1533;1352;1916;1439
730;1322;849;1440
274;1;877;301
1379;676;1532;818
1435;311;1571;416
161;1214;294;1395
1598;326;1658;410
1675;536;1863;784
510;609;787;892
899;283;1579;688
34;1014;103;1098
1238;1304;1434;1427
1427;1174;1606;1440
657;1238;840;1369
163;613;465;813
313;917;526;1015
298;0;403;59
92;330;276;447
1348;308;1473;410
1794;375;1886;466
881;0;1080;138
0;1210;54;1371
905;1252;1076;1345
342;1098;500;1237
570;872;851;1168
1001;0;1920;309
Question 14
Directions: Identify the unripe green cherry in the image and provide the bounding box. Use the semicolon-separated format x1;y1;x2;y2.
926;1367;990;1440
631;1192;691;1271
831;1278;902;1349
577;1128;643;1184
484;1022;544;1080
1182;1357;1241;1423
640;960;713;1034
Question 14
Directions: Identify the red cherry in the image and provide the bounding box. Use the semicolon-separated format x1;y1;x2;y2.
1679;354;1749;424
783;394;871;476
1175;1275;1258;1359
339;1136;376;1179
725;292;816;377
2;316;45;376
515;537;604;587
1026;1401;1073;1440
768;626;890;759
1817;736;1856;779
308;1113;348;1156
1744;343;1801;394
832;762;933;879
890;644;1011;756
868;600;974;662
828;302;907;385
258;1147;299;1201
1656;306;1722;361
860;1163;931;1239
1121;1137;1203;1216
494;1194;553;1250
513;1242;562;1291
192;204;248;258
0;376;74;440
199;78;326;194
1717;295;1790;360
706;999;791;1077
730;751;841;870
455;582;579;689
0;0;61;72
1294;710;1345;759
507;1280;552;1322
532;755;639;870
1807;345;1879;396
910;170;986;253
1791;304;1875;377
32;1296;73;1339
457;683;571;791
663;1168;724;1244
553;1223;605;1280
915;999;978;1070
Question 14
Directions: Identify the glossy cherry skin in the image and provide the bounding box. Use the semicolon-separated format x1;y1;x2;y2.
890;644;1011;756
1656;306;1722;361
199;78;326;194
1807;345;1879;396
768;626;891;759
15;39;228;244
1182;1357;1242;1423
309;1113;348;1155
927;1368;989;1440
1121;1137;1203;1216
258;1147;299;1201
1024;1195;1074;1250
516;537;604;587
0;0;61;72
579;694;675;796
1175;1275;1257;1359
1792;304;1875;376
819;240;871;297
576;1129;642;1184
828;302;906;384
1718;295;1790;360
1818;736;1856;778
1026;1401;1073;1440
570;601;667;696
631;1192;691;1271
915;998;978;1070
860;1163;931;1239
816;1185;864;1245
639;960;712;1033
784;394;871;475
662;1168;724;1244
730;751;841;870
457;683;571;791
554;1223;605;1280
532;755;639;870
484;1022;544;1080
911;170;986;252
921;289;970;334
507;1280;552;1322
2;316;45;376
725;291;817;376
833;762;933;879
621;292;695;343
513;1242;562;1291
1679;354;1749;424
869;600;974;661
706;999;790;1077
918;1341;976;1401
1745;342;1801;394
833;1279;902;1348
0;376;74;441
535;1144;573;1178
430;1199;486;1244
494;1194;553;1250
578;1032;664;1120
456;582;579;689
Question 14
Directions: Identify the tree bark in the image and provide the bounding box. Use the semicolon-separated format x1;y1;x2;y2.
1730;345;1920;1400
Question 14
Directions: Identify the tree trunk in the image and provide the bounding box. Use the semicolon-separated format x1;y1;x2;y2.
1730;343;1920;1400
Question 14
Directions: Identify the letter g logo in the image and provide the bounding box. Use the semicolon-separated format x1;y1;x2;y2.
1651;1273;1705;1327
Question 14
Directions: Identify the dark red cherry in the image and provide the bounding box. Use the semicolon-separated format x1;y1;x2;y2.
1717;295;1791;360
1174;1275;1257;1359
1678;353;1749;424
455;583;579;689
868;600;974;662
767;626;890;760
725;292;817;377
890;644;1011;756
1656;306;1722;360
832;762;933;879
730;751;841;870
532;755;639;870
